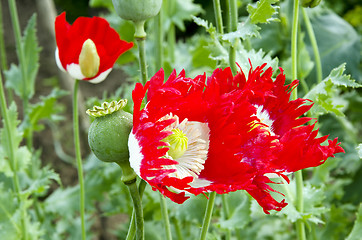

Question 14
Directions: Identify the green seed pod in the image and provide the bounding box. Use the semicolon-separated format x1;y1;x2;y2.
87;100;133;165
112;0;162;22
301;0;322;8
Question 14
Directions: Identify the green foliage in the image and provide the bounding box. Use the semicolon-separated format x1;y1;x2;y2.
247;0;280;24
304;64;361;117
4;14;40;100
346;204;362;240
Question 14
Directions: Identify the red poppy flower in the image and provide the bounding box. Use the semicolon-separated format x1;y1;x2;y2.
128;64;344;213
55;12;133;83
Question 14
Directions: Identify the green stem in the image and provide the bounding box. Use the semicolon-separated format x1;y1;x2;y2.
126;180;147;240
168;0;176;63
199;192;217;240
213;0;224;34
228;0;238;74
73;80;86;240
291;0;306;238
295;171;306;240
221;195;231;240
0;73;27;239
155;10;163;71
0;0;8;70
173;217;183;240
126;180;144;240
160;194;172;240
134;21;148;85
302;8;322;83
8;0;28;116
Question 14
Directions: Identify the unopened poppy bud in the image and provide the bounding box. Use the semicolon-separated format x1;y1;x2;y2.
301;0;322;8
87;100;133;165
79;39;100;78
112;0;162;22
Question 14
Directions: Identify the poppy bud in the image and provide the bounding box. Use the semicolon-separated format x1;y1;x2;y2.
87;100;133;165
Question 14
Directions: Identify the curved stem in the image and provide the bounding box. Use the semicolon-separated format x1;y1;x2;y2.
136;34;148;85
1;71;27;240
213;0;224;34
291;0;306;239
199;192;217;240
221;195;231;240
155;10;163;71
126;180;147;240
228;0;238;74
126;180;144;240
160;194;172;240
302;8;322;83
73;80;86;240
8;0;28;116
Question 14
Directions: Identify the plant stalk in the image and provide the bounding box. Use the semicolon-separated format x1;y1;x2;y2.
221;195;231;240
302;8;322;83
8;0;29;116
126;180;144;240
134;21;148;85
73;80;86;240
155;10;163;71
291;1;306;239
213;0;224;34
199;192;217;240
160;194;173;240
0;73;28;239
228;0;238;74
126;180;147;240
0;0;8;70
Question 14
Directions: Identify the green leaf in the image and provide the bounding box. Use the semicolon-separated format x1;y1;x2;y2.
222;19;261;42
304;64;362;117
27;88;68;133
89;0;113;9
217;192;251;230
307;9;361;81
167;0;203;31
0;185;21;239
4;14;40;100
25;167;60;196
346;204;362;240
247;0;280;24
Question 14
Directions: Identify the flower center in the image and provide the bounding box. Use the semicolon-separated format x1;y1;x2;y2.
159;114;210;180
79;39;100;78
163;128;188;159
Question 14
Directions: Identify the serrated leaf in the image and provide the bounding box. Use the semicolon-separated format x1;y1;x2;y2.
217;192;251;230
4;14;40;100
222;19;261;42
346;203;362;240
247;0;280;24
304;64;361;117
25;167;60;196
27;88;68;133
0;186;21;239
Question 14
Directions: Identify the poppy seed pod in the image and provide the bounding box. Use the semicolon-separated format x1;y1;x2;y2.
87;100;133;165
112;0;162;22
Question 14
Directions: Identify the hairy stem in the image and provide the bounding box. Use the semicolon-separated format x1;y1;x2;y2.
160;194;173;240
126;180;144;240
199;192;217;240
213;0;224;34
228;0;238;74
302;8;322;83
73;80;86;240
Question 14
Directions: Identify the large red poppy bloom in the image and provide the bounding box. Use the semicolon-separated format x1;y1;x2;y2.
55;12;133;83
128;64;344;213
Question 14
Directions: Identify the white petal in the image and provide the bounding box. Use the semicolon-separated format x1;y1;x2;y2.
88;68;112;84
55;47;66;72
66;63;86;80
128;132;143;176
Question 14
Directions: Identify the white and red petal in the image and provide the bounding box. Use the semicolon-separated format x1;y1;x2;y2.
54;12;133;82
